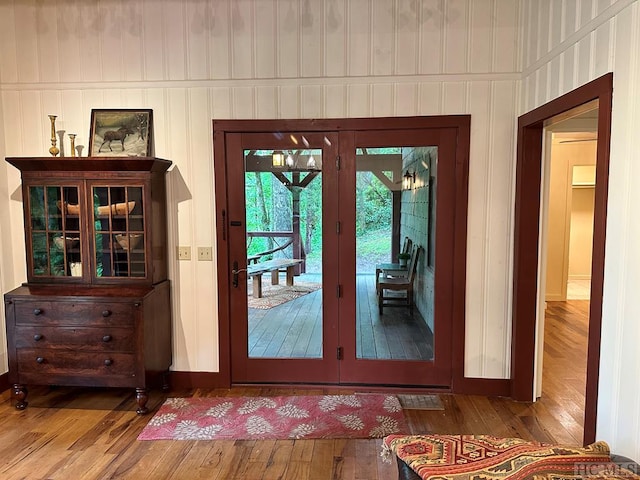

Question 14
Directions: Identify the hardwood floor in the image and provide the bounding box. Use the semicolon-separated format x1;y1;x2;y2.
248;273;434;361
0;300;587;479
540;300;589;444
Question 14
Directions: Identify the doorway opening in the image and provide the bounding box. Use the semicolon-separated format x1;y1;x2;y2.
536;102;599;444
511;73;613;445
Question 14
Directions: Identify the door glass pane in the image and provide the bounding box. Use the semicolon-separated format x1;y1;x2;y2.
356;146;436;361
244;148;323;359
93;185;145;278
28;185;80;277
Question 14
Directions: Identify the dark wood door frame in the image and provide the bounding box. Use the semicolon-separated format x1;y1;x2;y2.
510;73;613;445
213;116;470;389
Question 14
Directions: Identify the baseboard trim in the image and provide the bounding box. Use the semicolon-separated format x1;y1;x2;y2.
453;377;511;397
169;371;510;398
169;371;230;390
568;275;591;281
545;294;566;302
0;372;8;393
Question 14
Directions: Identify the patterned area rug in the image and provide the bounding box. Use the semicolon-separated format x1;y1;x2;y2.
382;435;640;480
138;394;408;441
247;282;321;309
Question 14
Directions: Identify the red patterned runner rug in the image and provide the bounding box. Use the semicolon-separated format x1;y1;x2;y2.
138;394;408;441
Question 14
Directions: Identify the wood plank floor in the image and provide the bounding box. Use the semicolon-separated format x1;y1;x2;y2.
248;273;433;361
0;300;587;479
540;300;588;444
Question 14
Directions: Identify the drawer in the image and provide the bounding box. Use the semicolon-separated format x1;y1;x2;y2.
15;326;135;352
13;301;136;327
17;349;136;377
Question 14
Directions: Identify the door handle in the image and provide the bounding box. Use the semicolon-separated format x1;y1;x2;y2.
232;261;247;288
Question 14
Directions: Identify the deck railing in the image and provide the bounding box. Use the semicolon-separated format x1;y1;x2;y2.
247;231;306;273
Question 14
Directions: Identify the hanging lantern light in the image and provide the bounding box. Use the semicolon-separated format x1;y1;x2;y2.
403;170;415;190
286;154;295;167
272;151;285;167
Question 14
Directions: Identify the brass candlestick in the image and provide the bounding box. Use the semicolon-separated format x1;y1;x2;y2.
68;134;77;157
48;115;59;156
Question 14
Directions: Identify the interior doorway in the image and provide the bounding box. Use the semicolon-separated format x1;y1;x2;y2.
213;116;470;388
535;103;599;444
511;73;613;445
541;105;598;305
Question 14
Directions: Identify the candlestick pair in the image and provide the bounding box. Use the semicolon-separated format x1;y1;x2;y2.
48;115;77;157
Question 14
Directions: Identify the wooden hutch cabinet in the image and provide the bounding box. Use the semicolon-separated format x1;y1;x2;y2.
4;157;172;414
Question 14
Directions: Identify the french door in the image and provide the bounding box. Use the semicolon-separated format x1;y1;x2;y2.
226;131;341;383
217;118;467;387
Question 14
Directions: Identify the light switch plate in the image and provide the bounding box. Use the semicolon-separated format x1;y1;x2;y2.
198;247;213;261
178;246;191;260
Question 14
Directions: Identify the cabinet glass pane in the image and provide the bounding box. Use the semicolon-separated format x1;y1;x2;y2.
28;185;81;277
93;185;145;278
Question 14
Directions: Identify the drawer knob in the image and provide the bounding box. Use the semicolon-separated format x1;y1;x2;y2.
36;357;45;364
104;359;113;366
33;308;42;316
33;334;43;341
102;335;112;342
101;310;112;317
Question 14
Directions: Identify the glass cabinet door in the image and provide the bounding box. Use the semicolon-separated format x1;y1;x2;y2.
28;185;82;278
92;185;145;278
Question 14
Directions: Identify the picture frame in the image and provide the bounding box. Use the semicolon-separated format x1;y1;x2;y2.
88;109;153;157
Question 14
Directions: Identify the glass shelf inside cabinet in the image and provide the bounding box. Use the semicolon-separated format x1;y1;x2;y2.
93;185;146;278
29;185;82;277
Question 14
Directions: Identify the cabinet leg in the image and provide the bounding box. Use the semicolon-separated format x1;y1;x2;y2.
135;388;149;415
13;384;28;410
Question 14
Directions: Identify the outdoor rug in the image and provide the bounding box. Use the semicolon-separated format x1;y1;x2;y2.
397;394;444;410
137;394;408;441
247;282;321;310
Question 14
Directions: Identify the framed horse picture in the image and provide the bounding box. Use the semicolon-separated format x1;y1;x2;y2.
88;109;153;157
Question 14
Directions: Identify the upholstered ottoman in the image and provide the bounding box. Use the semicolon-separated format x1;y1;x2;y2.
382;434;640;479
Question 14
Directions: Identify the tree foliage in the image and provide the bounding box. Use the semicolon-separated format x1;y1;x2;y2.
355;172;392;236
245;172;322;258
245;169;392;271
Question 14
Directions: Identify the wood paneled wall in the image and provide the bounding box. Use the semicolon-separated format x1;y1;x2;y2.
520;0;640;460
0;0;521;380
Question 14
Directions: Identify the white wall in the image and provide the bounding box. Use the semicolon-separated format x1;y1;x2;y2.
0;0;521;378
545;141;597;301
521;0;640;460
0;80;8;373
568;187;595;279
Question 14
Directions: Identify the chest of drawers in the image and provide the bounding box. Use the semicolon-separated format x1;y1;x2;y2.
4;282;171;414
4;157;172;414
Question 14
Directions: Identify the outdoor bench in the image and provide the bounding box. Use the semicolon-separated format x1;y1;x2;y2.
247;259;303;298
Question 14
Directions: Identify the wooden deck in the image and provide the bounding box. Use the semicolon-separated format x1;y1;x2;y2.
248;273;433;361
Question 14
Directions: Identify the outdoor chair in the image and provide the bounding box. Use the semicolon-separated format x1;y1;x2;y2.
401;236;412;256
377;244;421;314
